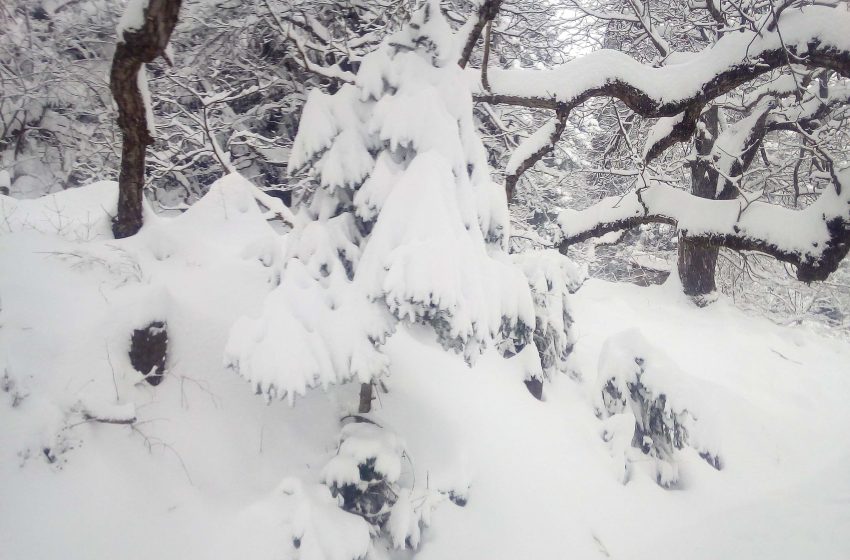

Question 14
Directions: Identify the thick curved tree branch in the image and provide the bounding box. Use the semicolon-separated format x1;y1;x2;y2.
643;102;706;162
473;6;850;199
558;168;850;282
472;7;850;110
709;84;850;198
111;0;182;238
561;80;850;278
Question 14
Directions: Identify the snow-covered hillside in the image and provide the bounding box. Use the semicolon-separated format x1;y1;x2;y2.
1;178;848;560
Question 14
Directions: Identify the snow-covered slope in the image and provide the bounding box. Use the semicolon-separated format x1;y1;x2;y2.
1;180;849;559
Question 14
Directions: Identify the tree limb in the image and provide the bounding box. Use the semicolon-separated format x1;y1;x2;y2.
504;103;569;200
458;0;503;69
558;172;850;282
471;6;850;199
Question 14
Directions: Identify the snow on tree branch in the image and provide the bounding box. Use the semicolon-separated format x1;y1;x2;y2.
504;104;569;200
473;7;850;113
558;167;850;282
472;6;850;197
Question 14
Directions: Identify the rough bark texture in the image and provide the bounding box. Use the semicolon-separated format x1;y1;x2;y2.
110;0;182;239
678;237;719;298
679;107;721;298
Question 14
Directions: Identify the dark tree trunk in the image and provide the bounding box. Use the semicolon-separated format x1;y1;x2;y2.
678;107;720;299
110;0;182;239
678;161;721;297
358;382;373;413
678;235;719;297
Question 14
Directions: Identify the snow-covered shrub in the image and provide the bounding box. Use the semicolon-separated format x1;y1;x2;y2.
322;420;442;551
513;250;585;379
0;181;118;240
225;0;564;402
597;330;721;488
322;422;405;525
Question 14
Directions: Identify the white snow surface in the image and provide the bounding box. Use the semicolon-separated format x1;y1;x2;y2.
138;64;156;136
2;179;850;559
116;0;149;39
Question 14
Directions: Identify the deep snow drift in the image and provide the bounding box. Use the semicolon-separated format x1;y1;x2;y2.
1;178;849;559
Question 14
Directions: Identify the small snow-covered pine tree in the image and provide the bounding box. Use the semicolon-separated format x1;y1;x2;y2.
225;0;579;403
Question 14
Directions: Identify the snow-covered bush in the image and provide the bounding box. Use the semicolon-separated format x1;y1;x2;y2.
322;420;442;551
597;330;721;488
224;0;581;402
513;250;585;379
322;422;405;525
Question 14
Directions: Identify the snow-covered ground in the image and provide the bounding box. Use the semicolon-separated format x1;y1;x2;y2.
1;180;849;559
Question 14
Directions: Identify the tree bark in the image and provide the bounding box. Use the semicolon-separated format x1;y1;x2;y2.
358;382;373;413
110;0;182;238
678;236;719;298
678;107;721;299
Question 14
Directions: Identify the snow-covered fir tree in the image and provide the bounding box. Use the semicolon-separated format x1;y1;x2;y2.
224;0;582;405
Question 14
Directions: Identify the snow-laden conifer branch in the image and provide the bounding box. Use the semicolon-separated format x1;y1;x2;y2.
225;2;582;404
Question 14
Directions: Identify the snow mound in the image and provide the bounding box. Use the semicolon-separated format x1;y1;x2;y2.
218;477;371;560
597;329;721;487
0;181;118;240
